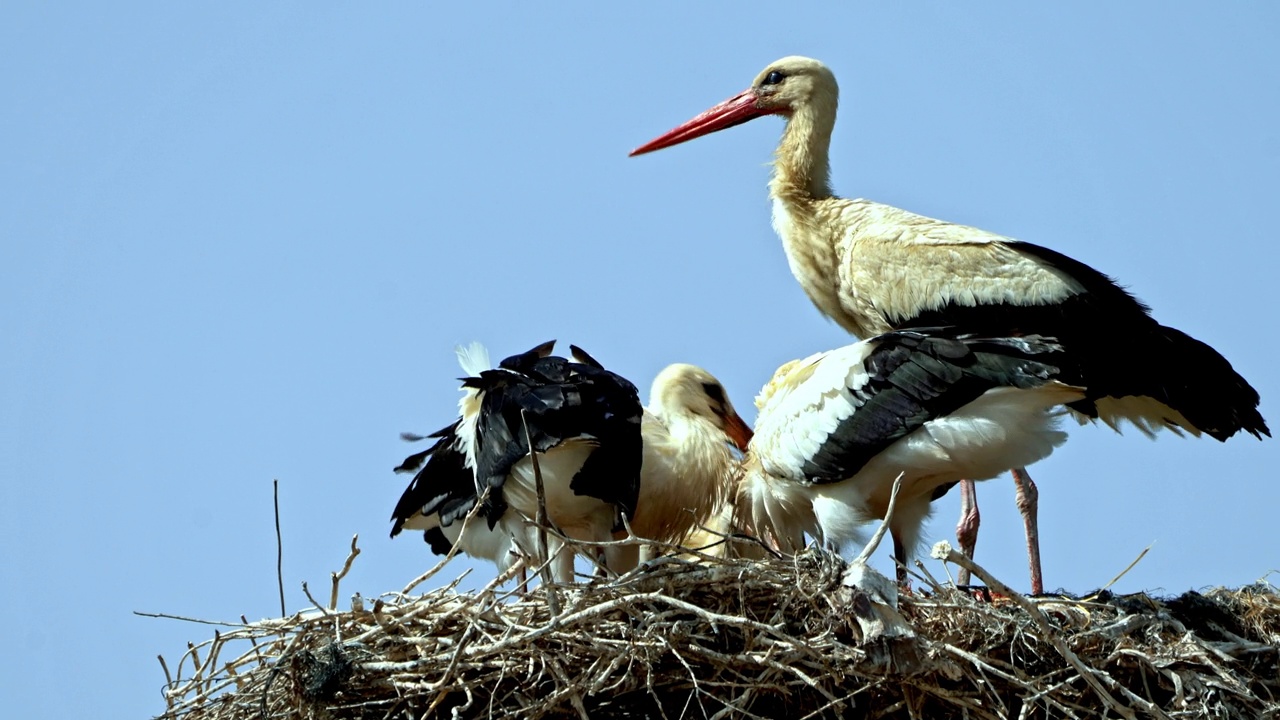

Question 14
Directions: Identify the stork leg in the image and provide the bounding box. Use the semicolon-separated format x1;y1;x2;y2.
891;534;909;587
1011;467;1044;595
593;546;609;579
954;478;980;586
552;545;576;584
638;544;657;564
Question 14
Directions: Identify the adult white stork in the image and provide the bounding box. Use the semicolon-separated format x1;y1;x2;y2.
391;340;643;583
631;56;1269;592
391;347;754;578
741;329;1084;580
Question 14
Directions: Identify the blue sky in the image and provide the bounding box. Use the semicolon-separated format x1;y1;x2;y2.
2;3;1277;717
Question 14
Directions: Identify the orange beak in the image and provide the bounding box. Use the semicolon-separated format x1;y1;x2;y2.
722;410;754;453
629;89;777;156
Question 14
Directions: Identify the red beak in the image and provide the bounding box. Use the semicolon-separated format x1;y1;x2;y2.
722;410;754;453
629;89;775;156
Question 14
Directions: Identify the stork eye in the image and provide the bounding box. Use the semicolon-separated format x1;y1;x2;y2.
701;382;726;405
761;70;786;86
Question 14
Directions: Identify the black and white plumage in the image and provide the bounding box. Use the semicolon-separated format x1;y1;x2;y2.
632;53;1268;441
898;241;1266;443
390;420;531;571
742;329;1085;578
632;55;1269;591
392;352;754;578
390;341;643;582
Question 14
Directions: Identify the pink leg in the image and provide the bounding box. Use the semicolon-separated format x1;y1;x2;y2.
1011;467;1043;595
955;479;980;585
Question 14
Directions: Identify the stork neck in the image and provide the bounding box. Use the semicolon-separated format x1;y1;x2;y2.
664;414;733;483
767;102;845;332
644;412;735;526
665;412;717;450
770;103;835;201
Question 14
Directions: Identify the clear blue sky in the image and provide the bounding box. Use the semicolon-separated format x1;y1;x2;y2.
2;3;1276;717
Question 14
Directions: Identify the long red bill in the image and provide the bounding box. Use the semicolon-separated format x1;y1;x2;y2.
629;89;770;156
723;411;754;453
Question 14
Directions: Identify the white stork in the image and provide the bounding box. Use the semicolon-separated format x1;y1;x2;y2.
613;363;753;568
391;346;753;579
390;420;537;576
742;329;1084;580
631;56;1268;592
391;340;643;583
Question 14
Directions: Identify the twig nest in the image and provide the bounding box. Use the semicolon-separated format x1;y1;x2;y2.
152;547;1280;719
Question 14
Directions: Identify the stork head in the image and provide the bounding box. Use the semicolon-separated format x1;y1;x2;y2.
650;364;754;453
630;56;838;156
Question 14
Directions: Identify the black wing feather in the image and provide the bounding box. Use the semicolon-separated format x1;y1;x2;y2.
470;349;643;528
423;527;454;555
559;360;643;523
801;330;1066;483
902;242;1267;439
389;421;478;539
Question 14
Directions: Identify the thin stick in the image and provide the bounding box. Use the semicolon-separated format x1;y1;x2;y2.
521;408;560;617
133;611;249;627
274;479;286;617
1087;543;1153;599
187;642;202;684
854;472;904;565
157;654;174;709
301;581;330;616
912;559;946;595
330;534;361;610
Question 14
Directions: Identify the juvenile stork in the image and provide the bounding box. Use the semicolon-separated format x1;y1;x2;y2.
631;56;1269;592
391;341;643;583
742;329;1084;580
392;348;753;578
390;419;537;575
612;363;752;569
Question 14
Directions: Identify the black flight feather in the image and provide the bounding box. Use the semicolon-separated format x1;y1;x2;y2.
389;422;478;539
902;242;1267;440
800;330;1067;483
469;347;643;530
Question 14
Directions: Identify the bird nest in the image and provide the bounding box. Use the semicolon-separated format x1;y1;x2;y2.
150;537;1280;720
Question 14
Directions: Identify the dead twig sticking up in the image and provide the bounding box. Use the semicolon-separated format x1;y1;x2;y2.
273;479;285;617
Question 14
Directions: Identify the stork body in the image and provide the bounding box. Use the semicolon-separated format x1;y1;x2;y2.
392;348;752;580
613;364;752;568
390;421;536;575
391;341;643;583
632;56;1268;591
743;330;1084;577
